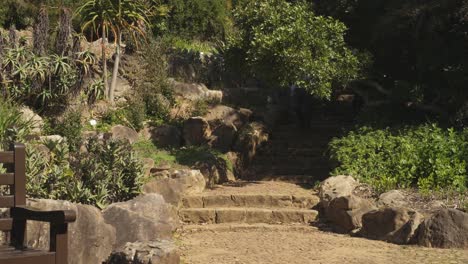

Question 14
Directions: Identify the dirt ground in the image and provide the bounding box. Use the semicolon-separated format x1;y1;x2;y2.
177;226;468;264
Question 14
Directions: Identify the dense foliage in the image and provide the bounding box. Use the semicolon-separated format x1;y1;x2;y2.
0;98;33;148
314;0;468;117
161;0;231;40
329;124;468;193
27;138;145;208
229;0;363;98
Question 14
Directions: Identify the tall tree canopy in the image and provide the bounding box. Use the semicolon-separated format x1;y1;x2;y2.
229;0;364;98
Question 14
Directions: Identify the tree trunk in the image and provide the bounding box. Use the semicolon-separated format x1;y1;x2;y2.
109;31;122;103
101;22;109;100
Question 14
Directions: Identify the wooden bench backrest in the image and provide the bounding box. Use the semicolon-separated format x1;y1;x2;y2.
0;143;26;234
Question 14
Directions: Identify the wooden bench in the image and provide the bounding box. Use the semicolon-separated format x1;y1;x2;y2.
0;143;76;264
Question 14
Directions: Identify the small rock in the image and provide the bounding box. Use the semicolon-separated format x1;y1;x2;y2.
105;240;180;264
40;135;64;143
20;106;43;134
377;190;408;208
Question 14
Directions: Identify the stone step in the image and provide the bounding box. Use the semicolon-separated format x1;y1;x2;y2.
179;208;318;225
179;223;318;233
248;168;330;181
181;194;319;209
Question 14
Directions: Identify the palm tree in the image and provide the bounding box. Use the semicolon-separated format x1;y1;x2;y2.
76;0;150;102
76;0;113;100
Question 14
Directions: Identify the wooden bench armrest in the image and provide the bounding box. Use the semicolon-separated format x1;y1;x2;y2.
10;206;76;224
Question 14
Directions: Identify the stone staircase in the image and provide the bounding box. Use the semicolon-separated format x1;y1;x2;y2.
178;181;320;226
246;100;354;183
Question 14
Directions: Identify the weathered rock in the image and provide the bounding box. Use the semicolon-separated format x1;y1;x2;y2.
183;117;211;146
105;240;180;264
142;158;155;177
20;106;43;134
110;125;139;144
326;195;377;233
418;209;468;249
142;169;206;206
360;207;424;244
203;105;246;129
196;158;235;186
150;125;182;148
234;122;269;172
113;77;132;98
103;194;179;248
211;122;237;152
377;190;408;208
319;175;359;209
40;135;64;143
171;79;223;103
26;199;116;264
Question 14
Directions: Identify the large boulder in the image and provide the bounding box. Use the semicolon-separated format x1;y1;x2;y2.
360;207;424;244
326;195;377;233
110;125;139;144
142;169;206;206
234;122;269;173
20;106;43;134
203;105;249;129
183;117;211;146
417;209;468;249
319;175;359;209
105;240;180;264
149;125;182;148
170;79;223;103
103;194;179;249
210;122;238;152
26;199;116;264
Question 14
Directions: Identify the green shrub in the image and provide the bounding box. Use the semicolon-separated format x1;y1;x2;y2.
45;109;83;151
26;138;146;208
0;99;33;148
74;138;145;207
124;97;146;131
329;124;468;193
132;40;173;122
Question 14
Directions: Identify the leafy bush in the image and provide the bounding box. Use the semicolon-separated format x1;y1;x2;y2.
0;98;33;148
44;109;83;151
124;97;146;131
131;40;173;122
329;124;468;193
26;138;145;208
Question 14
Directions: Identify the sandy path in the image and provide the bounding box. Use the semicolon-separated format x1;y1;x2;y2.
177;226;468;264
